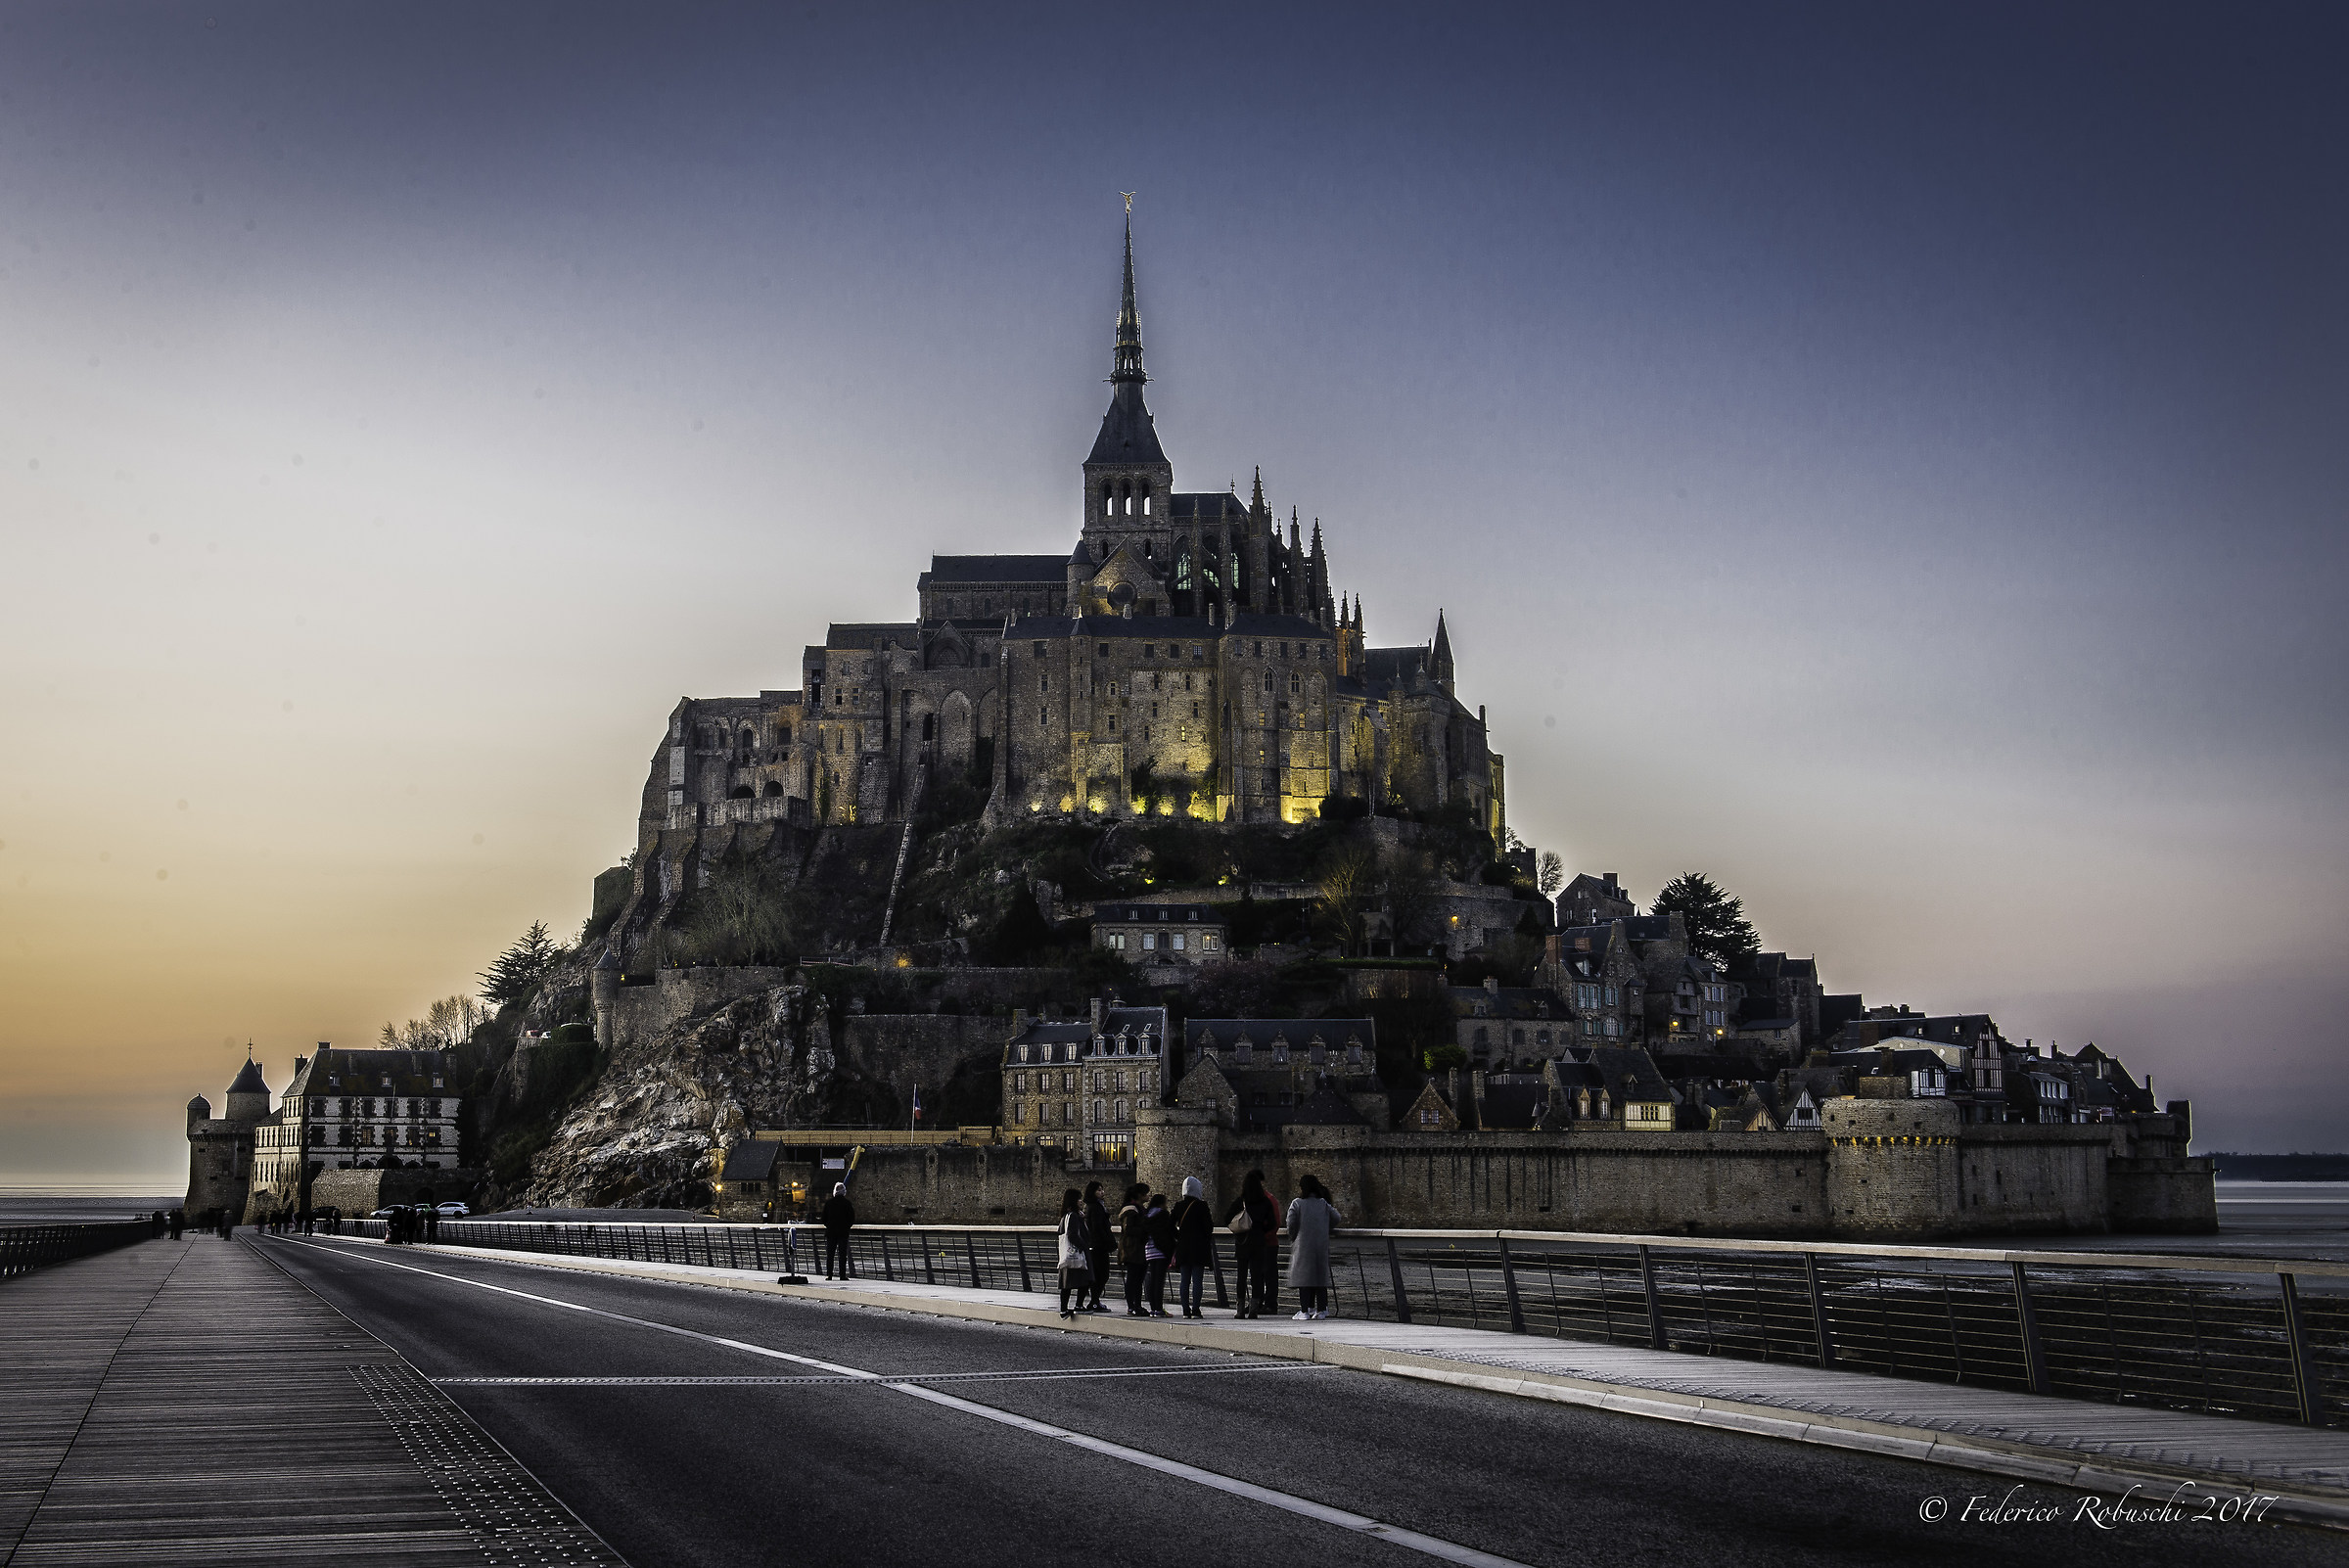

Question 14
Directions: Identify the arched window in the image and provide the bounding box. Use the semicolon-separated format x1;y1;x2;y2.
729;784;754;800
762;780;784;797
1604;1017;1620;1038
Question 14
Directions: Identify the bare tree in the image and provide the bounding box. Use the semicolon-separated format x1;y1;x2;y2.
1314;845;1375;956
1381;848;1442;954
1538;851;1565;898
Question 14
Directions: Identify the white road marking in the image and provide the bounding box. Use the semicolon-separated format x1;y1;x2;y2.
285;1238;1539;1568
438;1361;1335;1387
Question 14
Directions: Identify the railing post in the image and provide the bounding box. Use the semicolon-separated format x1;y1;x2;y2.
1805;1253;1836;1367
783;1226;799;1277
1637;1244;1667;1350
1014;1231;1034;1294
921;1231;938;1286
965;1232;983;1291
2280;1273;2324;1426
2012;1261;2050;1396
1210;1233;1229;1309
1387;1238;1412;1325
880;1233;896;1280
1497;1236;1527;1334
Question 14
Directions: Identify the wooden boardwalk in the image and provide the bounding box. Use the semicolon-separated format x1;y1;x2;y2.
0;1237;622;1567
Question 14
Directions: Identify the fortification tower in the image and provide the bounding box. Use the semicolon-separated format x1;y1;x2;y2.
183;1055;270;1221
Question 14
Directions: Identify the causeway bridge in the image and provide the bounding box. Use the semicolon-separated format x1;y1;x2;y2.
2;1220;2344;1565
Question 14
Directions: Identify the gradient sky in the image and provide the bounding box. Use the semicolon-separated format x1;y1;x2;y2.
2;3;2342;1182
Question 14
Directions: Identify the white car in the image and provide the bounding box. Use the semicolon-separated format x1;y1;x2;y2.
435;1202;471;1217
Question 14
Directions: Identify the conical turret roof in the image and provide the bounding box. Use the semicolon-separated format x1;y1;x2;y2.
227;1057;269;1095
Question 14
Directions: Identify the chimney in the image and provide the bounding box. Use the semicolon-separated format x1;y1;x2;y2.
1089;996;1104;1031
1012;1008;1028;1035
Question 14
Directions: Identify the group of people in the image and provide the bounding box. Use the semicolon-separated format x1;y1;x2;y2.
1054;1170;1342;1322
380;1205;438;1244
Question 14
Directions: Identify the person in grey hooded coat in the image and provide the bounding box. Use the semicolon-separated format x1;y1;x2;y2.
1284;1173;1341;1319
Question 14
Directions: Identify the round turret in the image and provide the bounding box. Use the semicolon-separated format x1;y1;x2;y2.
186;1092;211;1131
223;1057;271;1123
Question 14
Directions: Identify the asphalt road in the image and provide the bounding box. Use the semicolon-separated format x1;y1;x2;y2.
261;1237;2335;1568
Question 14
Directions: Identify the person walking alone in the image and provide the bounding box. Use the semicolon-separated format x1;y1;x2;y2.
1082;1181;1113;1313
1285;1174;1342;1319
1116;1183;1150;1316
820;1182;856;1280
1171;1176;1214;1317
1055;1188;1092;1319
1221;1170;1280;1317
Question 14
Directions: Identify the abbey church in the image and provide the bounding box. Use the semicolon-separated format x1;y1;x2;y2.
644;213;1502;851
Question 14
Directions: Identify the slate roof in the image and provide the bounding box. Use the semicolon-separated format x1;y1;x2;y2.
1168;492;1252;522
1474;1080;1548;1131
291;1048;451;1097
719;1140;784;1183
1579;1047;1678;1103
1023;614;1331;642
1360;647;1430;683
1002;1007;1169;1062
824;623;920;649
918;555;1072;586
226;1058;271;1095
1448;986;1567;1020
1085;381;1168;466
1096;903;1225;926
1186;1017;1376;1056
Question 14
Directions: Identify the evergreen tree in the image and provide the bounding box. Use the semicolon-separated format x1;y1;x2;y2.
1652;873;1761;968
480;920;560;1006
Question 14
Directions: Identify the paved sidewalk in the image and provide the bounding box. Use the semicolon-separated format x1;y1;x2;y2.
371;1237;2349;1527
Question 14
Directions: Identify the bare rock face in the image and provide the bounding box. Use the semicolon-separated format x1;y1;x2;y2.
520;986;833;1210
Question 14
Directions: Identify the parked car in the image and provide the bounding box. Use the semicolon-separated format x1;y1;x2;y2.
435;1202;471;1217
369;1207;399;1220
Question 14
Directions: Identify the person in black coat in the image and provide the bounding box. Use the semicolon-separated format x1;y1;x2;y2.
1081;1181;1113;1313
819;1183;856;1279
1170;1176;1216;1318
1221;1169;1282;1317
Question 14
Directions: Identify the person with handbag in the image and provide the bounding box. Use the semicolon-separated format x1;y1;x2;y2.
1170;1176;1216;1318
1285;1173;1342;1319
1055;1188;1092;1319
1221;1168;1281;1317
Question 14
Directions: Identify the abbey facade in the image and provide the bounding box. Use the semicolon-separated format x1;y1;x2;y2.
642;216;1503;851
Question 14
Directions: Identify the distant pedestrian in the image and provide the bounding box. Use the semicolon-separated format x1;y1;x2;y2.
1171;1176;1214;1318
1222;1169;1280;1317
1116;1183;1150;1316
820;1183;856;1279
425;1207;440;1244
1082;1181;1113;1312
1285;1174;1342;1320
1142;1190;1176;1317
168;1210;183;1241
1055;1188;1092;1319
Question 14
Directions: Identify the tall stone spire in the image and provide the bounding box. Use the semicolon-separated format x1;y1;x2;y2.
1112;200;1146;385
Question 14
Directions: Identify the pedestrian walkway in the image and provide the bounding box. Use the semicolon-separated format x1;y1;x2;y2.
0;1236;622;1566
374;1237;2349;1526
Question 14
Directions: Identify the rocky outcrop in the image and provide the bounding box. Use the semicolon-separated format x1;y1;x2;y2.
519;985;832;1210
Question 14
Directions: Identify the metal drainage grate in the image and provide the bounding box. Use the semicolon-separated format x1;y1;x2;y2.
353;1362;629;1566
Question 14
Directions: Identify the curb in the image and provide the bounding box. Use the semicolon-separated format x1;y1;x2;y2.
364;1238;2349;1532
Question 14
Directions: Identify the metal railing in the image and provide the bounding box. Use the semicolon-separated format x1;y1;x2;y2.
1;1220;158;1279
352;1218;2348;1429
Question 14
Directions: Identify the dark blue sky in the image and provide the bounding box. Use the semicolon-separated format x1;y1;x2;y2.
1;2;2342;1173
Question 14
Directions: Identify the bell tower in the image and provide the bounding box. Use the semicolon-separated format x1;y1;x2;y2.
1082;198;1174;565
